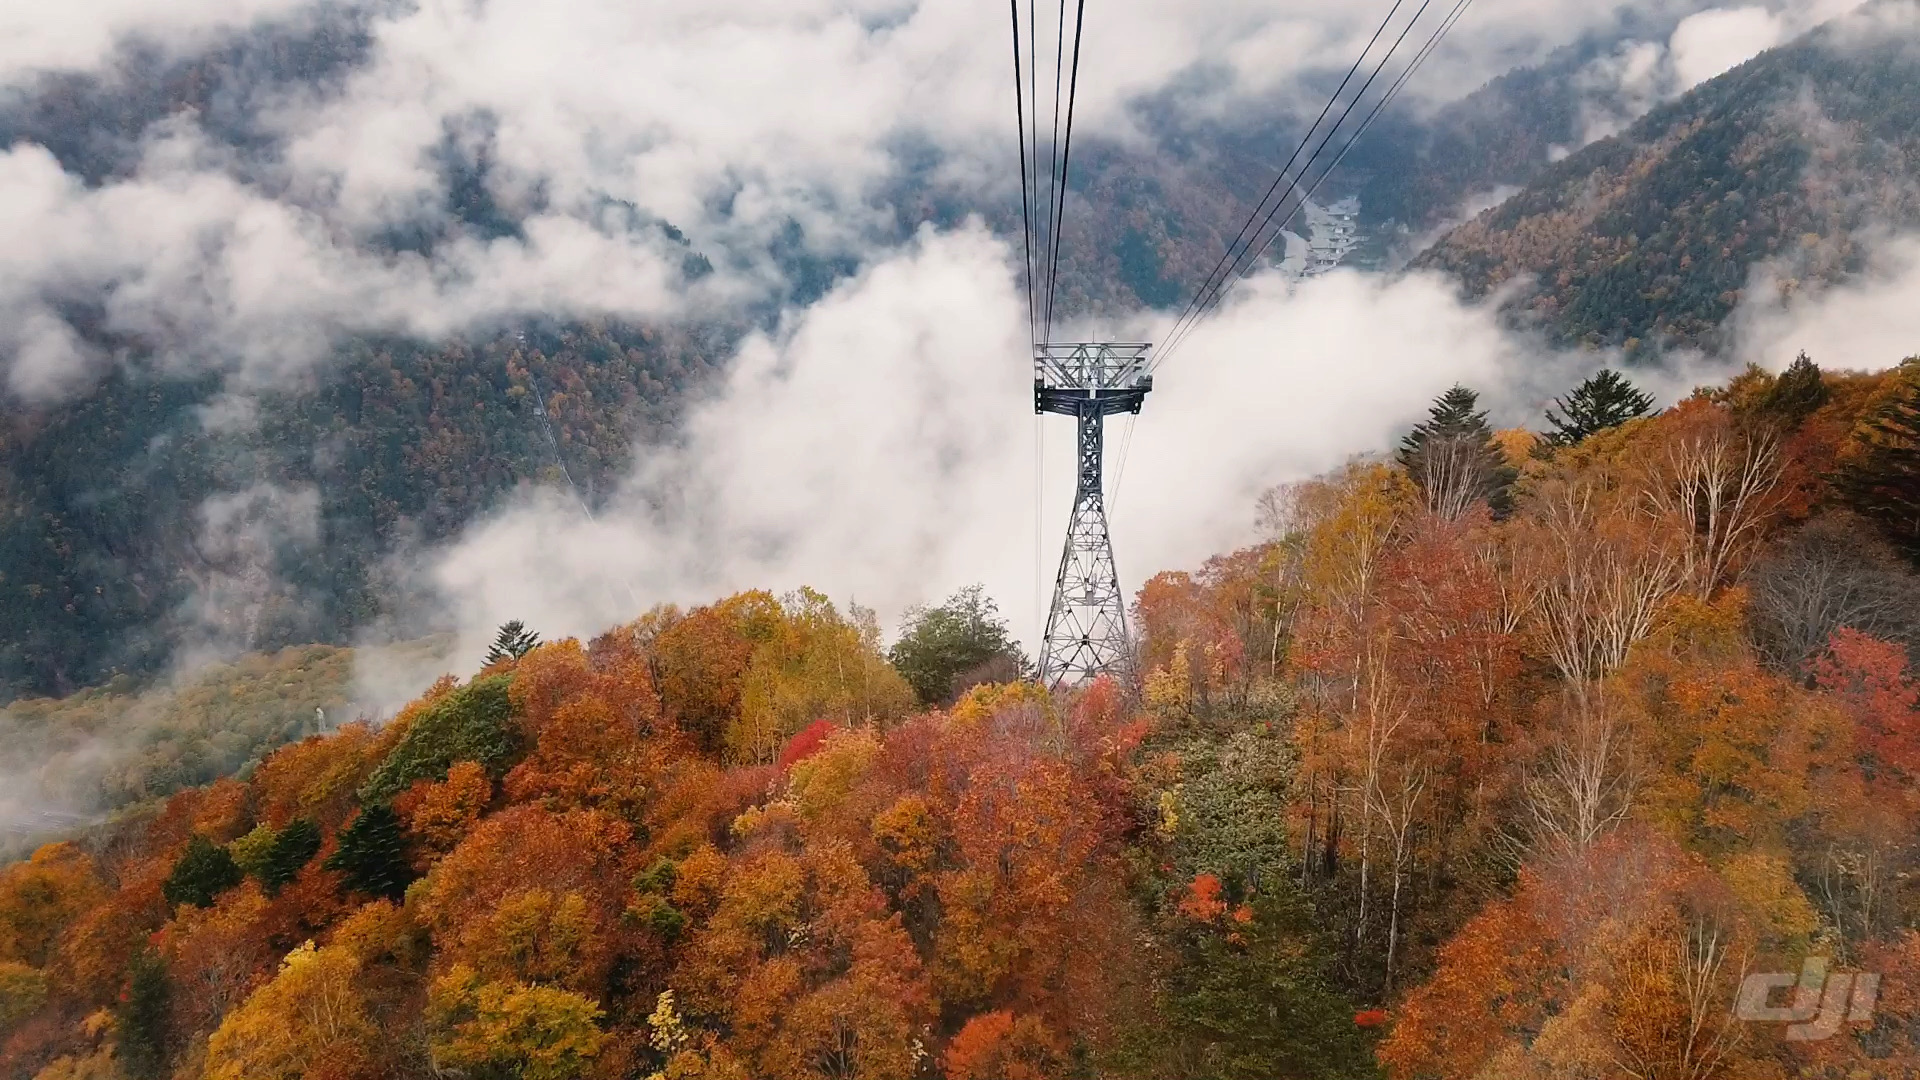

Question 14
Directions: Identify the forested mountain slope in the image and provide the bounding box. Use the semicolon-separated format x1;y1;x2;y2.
1417;3;1920;352
962;12;1702;315
0;323;724;702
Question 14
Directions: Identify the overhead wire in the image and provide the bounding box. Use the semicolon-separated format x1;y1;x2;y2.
1158;0;1441;366
1105;0;1474;519
1014;0;1046;642
1011;0;1038;345
1107;412;1136;515
1029;0;1039;336
1044;0;1088;339
1206;0;1476;312
1156;0;1413;356
524;364;641;610
1043;0;1067;336
1152;0;1476;370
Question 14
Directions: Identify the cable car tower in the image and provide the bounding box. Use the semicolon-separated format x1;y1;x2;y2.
1035;342;1150;686
1007;0;1150;686
1007;0;1472;687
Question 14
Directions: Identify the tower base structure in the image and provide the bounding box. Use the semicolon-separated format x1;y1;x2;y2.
1035;343;1152;688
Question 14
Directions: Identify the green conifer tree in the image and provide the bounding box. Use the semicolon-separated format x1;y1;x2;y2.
117;950;170;1080
324;805;414;901
1839;358;1920;560
1544;368;1655;445
1398;384;1516;518
483;620;542;666
258;818;322;895
1759;352;1830;426
160;835;242;909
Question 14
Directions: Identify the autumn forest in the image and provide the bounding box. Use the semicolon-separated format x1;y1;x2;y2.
0;354;1917;1080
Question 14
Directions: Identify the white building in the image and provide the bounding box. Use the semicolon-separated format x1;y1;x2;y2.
1278;196;1363;279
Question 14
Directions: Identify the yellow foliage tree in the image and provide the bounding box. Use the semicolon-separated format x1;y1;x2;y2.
427;963;607;1080
787;728;881;826
0;960;48;1030
204;940;377;1080
0;844;104;968
729;590;913;764
457;888;602;991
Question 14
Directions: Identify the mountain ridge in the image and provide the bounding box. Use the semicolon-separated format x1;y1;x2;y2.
1416;2;1920;353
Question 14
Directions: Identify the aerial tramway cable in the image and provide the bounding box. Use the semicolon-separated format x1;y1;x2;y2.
1152;0;1477;370
1104;0;1475;506
1044;0;1089;339
1174;0;1477;341
1011;0;1038;344
1043;0;1066;333
1157;0;1414;357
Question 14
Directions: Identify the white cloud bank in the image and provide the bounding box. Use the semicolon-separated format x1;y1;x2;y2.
0;133;693;400
1733;234;1920;371
1573;0;1865;142
422;202;1920;658
0;0;314;85
424;224;1624;655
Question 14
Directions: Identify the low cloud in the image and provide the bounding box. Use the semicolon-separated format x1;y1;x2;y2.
421;223;1660;656
0;134;693;400
174;482;323;667
1732;231;1920;371
0;0;312;85
1669;6;1792;88
1572;0;1865;142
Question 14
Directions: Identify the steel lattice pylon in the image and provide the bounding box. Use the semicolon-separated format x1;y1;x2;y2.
1035;343;1152;687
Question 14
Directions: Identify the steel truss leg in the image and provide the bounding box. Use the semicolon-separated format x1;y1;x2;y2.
1039;400;1133;687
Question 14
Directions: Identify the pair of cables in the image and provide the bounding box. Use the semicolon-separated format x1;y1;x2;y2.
1010;0;1090;349
1151;0;1478;372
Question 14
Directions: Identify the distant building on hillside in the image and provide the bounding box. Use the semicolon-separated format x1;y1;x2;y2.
1278;196;1363;279
1303;196;1362;275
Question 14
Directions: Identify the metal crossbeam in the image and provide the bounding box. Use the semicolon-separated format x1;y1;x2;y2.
1035;343;1151;687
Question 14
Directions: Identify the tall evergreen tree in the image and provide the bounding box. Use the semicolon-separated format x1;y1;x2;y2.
1398;384;1516;518
1544;368;1655;445
325;804;415;901
160;835;242;909
1759;352;1830;426
258;818;322;895
1839;358;1920;561
483;620;542;665
117;950;170;1080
